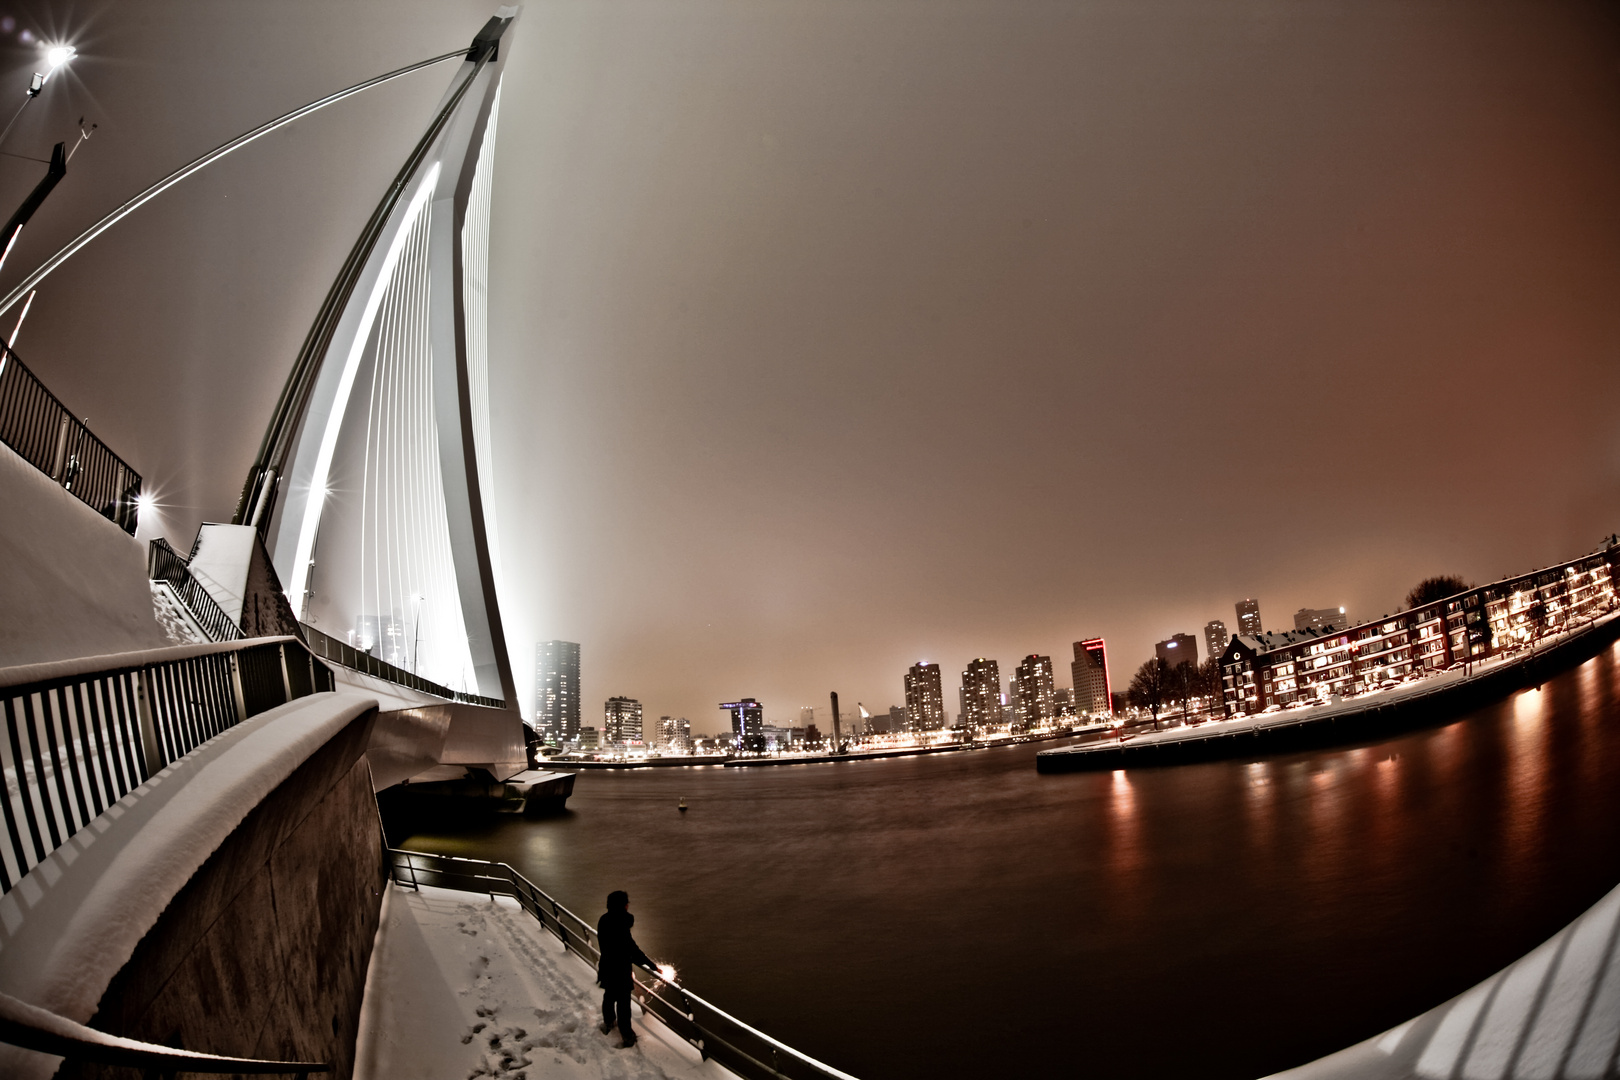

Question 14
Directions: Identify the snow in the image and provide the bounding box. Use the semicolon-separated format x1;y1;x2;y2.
355;884;737;1080
185;523;258;626
0;691;378;1080
0;439;170;667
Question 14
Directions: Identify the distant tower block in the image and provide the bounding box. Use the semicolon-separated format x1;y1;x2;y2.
1013;654;1056;729
1236;598;1263;637
1294;606;1349;633
535;641;580;742
604;696;643;746
722;698;765;753
961;658;1001;735
1205;620;1230;661
1071;638;1111;715
904;662;945;731
1156;633;1198;670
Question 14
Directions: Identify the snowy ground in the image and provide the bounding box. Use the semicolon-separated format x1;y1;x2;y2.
355;884;738;1080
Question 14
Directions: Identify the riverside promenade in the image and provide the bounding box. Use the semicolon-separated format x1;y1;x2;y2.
1038;607;1620;773
355;885;736;1080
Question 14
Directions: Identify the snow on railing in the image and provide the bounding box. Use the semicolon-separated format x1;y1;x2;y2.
0;638;335;893
0;341;141;534
387;849;863;1080
0;989;328;1076
148;537;245;643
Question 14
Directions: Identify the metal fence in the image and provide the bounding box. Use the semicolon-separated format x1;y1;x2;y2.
0;342;141;534
0;639;335;893
301;622;506;709
387;849;861;1080
148;537;246;643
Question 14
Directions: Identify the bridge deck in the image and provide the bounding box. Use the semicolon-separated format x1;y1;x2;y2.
355;883;737;1080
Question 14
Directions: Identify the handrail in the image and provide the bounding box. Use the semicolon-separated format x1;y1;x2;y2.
0;637;335;893
148;537;246;643
0;990;328;1075
0;340;141;534
386;849;862;1080
300;622;506;709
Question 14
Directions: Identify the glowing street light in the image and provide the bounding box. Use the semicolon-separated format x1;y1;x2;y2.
0;41;75;156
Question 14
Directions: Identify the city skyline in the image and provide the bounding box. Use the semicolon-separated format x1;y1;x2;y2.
1;1;1615;731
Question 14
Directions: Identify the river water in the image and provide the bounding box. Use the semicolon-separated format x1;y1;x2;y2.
397;640;1620;1080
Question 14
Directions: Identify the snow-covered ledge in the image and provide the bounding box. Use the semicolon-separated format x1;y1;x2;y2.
0;690;378;1079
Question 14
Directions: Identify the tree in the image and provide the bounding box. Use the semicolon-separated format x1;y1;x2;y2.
1405;575;1469;610
1127;657;1172;730
1195;658;1224;716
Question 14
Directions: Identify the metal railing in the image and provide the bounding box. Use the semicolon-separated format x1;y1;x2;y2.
0;341;141;534
387;849;861;1080
0;638;335;893
300;622;506;709
148;538;245;644
0;989;328;1076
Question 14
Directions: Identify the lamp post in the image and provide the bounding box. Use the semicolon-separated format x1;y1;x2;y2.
0;44;74;153
0;45;76;278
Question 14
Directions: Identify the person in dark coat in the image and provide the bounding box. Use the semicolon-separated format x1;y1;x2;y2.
597;890;655;1047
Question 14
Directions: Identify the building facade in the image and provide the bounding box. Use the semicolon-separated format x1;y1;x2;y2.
604;696;643;746
1204;620;1230;662
960;658;1001;735
1236;599;1263;637
1013;654;1056;729
656;715;691;753
535;640;581;743
1071;638;1111;715
1220;542;1620;716
721;698;765;752
1294;606;1349;632
905;662;946;731
1155;633;1198;669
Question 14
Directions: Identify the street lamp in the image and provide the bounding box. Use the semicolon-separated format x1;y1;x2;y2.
0;42;74;151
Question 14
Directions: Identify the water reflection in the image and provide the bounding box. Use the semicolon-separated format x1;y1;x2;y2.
404;649;1620;1080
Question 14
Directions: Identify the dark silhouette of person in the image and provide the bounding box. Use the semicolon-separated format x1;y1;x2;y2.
596;890;655;1047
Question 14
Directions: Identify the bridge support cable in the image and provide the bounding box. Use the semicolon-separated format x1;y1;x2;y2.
0;49;468;322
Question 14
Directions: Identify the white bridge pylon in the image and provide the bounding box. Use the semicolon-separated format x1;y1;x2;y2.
254;10;518;705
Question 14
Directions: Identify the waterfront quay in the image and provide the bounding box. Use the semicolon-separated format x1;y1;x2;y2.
549;724;1104;770
1038;607;1620;773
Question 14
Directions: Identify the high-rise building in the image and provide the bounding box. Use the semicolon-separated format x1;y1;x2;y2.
1294;606;1349;633
1013;654;1056;729
799;705;815;727
721;698;765;752
1205;620;1230;662
1156;634;1198;669
960;658;1001;735
656;715;691;752
1236;599;1263;637
1071;638;1111;715
604;697;643;746
535;641;581;743
904;662;946;731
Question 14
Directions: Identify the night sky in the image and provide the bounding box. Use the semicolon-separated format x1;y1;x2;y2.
3;1;1619;731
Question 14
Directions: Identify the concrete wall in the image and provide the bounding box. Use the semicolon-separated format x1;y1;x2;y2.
58;709;387;1080
0;440;169;667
